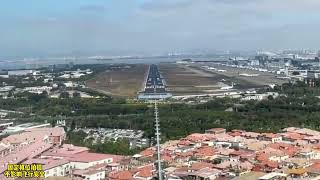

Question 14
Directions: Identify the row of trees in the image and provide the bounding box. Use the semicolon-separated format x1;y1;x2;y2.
8;80;320;152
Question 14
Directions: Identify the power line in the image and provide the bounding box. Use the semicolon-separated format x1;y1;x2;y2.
154;100;163;180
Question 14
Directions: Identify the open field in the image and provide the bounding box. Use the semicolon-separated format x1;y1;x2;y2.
159;64;229;95
193;63;289;88
86;64;148;97
86;63;289;97
160;63;289;95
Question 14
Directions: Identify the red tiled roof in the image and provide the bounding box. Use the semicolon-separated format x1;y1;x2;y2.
185;133;210;142
109;155;125;163
1;127;64;145
309;162;320;169
134;165;154;178
162;155;174;162
178;140;192;146
0;142;53;174
255;160;279;170
195;147;216;157
263;160;279;169
229;150;254;158
140;148;155;157
228;131;242;137
313;144;320;149
261;133;279;139
26;127;65;137
231;129;246;133
109;170;133;180
24;158;70;171
256;153;268;162
67;152;114;163
268;143;298;156
282;132;304;140
176;151;194;157
206;128;226;133
191;162;214;170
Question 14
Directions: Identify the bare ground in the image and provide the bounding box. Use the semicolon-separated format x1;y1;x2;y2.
159;64;226;95
86;65;148;98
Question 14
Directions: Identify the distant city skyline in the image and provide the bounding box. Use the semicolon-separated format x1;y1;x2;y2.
1;0;320;59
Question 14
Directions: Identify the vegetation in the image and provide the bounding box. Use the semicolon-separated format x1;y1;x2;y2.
4;79;320;154
66;130;141;155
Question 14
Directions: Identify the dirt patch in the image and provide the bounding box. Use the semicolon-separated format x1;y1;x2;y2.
191;63;289;88
86;64;148;98
159;64;228;95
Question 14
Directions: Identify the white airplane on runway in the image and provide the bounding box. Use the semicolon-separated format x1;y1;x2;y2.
220;82;234;90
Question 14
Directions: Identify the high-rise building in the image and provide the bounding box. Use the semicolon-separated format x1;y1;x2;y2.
255;55;269;67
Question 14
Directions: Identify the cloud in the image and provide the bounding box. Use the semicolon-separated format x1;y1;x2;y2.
79;4;107;13
1;0;320;58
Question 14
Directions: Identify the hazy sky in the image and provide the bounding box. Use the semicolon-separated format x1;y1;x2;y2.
1;0;320;58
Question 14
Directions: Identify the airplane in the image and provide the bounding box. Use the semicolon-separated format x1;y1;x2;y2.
218;69;226;72
220;82;234;90
239;73;259;77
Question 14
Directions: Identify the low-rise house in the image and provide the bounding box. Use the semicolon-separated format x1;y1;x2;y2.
258;133;282;143
281;132;304;142
139;147;155;158
190;162;214;172
0;141;53;174
64;81;79;88
175;145;195;153
24;158;71;177
296;149;317;160
229;150;256;161
231;171;266;180
72;168;105;180
189;167;221;180
42;144;89;158
245;140;269;152
205;128;226;135
0;86;15;93
27;127;66;146
0;144;9;157
8;70;33;76
258;148;289;162
284;168;308;179
306;162;320;176
1;127;65;150
241;92;279;101
241;132;260;139
267;143;299;157
258;172;287;180
283;157;311;168
133;164;155;180
108;170;133;180
194;146;217;161
24;86;52;94
68;152;115;169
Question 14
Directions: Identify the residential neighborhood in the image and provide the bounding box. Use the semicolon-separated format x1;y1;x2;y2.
2;126;320;179
3;0;320;179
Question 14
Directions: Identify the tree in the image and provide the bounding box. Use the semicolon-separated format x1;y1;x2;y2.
73;92;81;98
59;92;70;99
41;91;48;97
70;119;76;131
50;119;56;127
292;71;300;75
